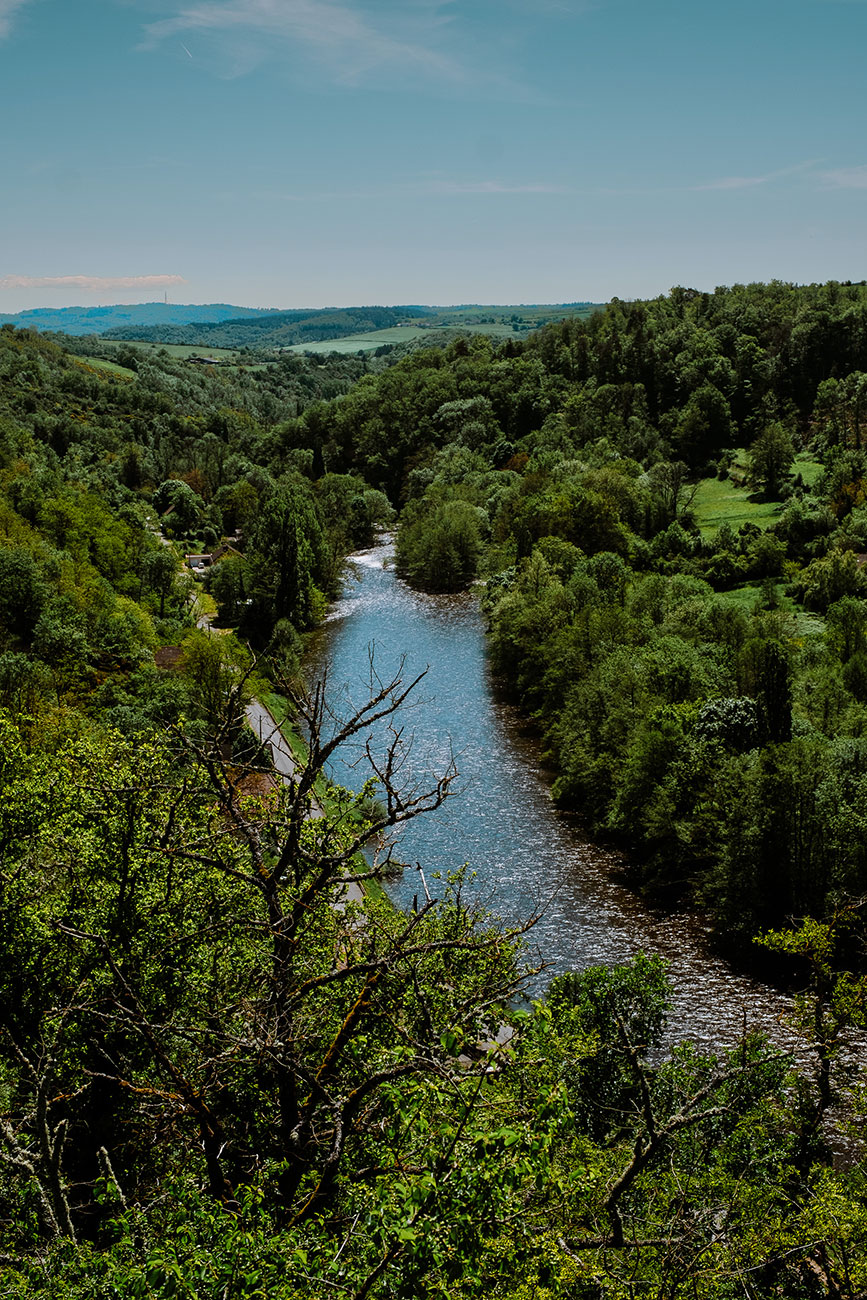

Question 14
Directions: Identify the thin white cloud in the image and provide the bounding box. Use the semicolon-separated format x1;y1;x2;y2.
422;179;569;195
0;0;32;40
0;275;187;292
140;0;464;84
821;164;867;189
694;160;820;192
254;177;568;202
698;175;769;192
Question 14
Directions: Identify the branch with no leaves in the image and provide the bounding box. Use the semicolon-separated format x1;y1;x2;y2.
559;1016;788;1257
0;1030;77;1242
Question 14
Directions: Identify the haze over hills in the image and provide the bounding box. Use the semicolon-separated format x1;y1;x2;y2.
98;302;601;351
0;302;285;335
0;299;603;354
101;305;436;349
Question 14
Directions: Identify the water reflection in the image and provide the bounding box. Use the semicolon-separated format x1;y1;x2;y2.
307;539;796;1054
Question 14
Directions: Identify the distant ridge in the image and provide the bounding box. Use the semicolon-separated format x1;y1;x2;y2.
0;300;603;349
101;306;435;349
0;302;284;336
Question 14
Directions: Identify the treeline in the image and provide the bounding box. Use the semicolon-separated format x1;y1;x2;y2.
266;280;867;948
2;288;867;1296
0;323;394;735
279;278;867;495
0;302;281;336
102;305;431;349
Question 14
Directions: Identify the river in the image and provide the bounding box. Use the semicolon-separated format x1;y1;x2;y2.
307;538;797;1054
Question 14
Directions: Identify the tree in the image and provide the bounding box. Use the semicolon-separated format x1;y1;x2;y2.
673;383;733;465
548;957;800;1295
179;628;252;740
142;546;179;619
396;497;484;592
246;480;330;634
647;458;695;525
153;479;206;537
749;421;795;498
0;546;46;642
757;907;867;1121
825;596;867;663
797;548;867;613
31;597;91;698
209;555;249;624
0;665;539;1295
814;371;867;450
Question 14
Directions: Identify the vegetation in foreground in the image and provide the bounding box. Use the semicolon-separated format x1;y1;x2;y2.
2;283;867;1293
1;673;867;1299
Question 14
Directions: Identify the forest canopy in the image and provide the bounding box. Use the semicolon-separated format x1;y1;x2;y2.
2;283;867;1295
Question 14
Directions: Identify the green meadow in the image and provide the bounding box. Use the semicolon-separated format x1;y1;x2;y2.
100;340;248;363
691;451;823;538
792;451;824;487
284;304;601;355
691;474;783;536
71;355;137;378
285;325;432;354
714;581;824;635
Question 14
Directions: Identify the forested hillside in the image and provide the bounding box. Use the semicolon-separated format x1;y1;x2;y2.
0;303;283;336
1;289;867;1297
102;305;432;349
97;302;600;353
266;280;867;948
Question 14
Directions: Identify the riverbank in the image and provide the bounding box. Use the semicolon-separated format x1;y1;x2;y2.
306;537;802;1055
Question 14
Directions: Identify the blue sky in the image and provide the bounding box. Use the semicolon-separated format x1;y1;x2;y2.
2;0;867;310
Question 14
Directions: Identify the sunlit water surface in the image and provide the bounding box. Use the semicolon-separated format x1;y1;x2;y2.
307;539;797;1053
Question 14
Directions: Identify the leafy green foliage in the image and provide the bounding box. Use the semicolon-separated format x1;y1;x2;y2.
5;286;867;1294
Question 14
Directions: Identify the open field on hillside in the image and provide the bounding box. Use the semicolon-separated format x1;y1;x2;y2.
691;474;783;536
286;326;433;354
286;321;535;355
793;452;824;487
715;581;824;636
72;355;137;378
274;304;608;356
692;450;824;537
100;340;248;363
284;313;595;355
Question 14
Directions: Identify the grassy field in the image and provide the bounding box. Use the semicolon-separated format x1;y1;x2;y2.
71;355;137;378
690;474;783;537
692;449;824;537
286;326;432;355
100;339;249;363
793;452;824;487
434;303;600;329
286;321;552;355
285;304;602;355
715;582;824;636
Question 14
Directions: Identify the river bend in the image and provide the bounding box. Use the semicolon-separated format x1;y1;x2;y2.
307;539;796;1053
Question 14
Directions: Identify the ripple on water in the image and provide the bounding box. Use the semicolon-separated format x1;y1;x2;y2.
306;539;802;1057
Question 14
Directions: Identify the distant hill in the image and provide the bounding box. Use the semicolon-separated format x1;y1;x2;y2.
0;302;284;336
0;300;603;350
102;306;434;349
99;303;602;352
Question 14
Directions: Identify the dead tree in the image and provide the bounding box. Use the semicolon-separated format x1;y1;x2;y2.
27;658;537;1235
